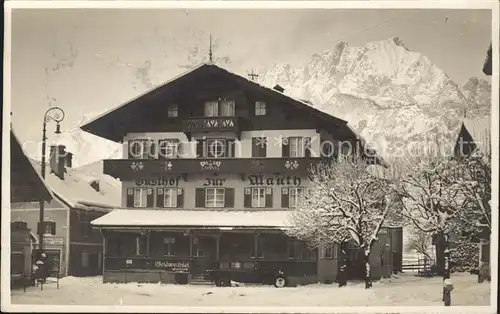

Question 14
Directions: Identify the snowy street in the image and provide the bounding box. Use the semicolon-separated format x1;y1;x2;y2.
11;273;490;307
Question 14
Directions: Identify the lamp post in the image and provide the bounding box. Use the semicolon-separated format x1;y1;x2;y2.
38;107;65;252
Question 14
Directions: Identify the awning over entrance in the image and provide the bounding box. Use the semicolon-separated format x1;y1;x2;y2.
91;209;291;229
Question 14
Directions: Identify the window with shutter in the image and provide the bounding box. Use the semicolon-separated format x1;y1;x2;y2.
289;137;304;157
206;188;225;208
251;187;266;208
133;188;148;208
163;188;178;208
289;187;304;208
159;139;179;159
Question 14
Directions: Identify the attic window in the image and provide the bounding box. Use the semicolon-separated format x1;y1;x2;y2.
255;101;267;116
167;104;178;118
90;180;100;192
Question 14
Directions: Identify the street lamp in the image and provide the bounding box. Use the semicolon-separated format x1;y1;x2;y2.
38;107;65;252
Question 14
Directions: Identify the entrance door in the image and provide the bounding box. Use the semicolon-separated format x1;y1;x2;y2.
191;236;216;275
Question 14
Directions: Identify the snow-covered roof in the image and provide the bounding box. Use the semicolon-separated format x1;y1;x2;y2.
30;159;122;211
10;129;53;202
91;209;289;229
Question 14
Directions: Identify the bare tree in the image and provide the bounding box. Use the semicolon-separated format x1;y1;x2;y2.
455;152;491;235
287;157;397;289
394;156;470;306
405;227;433;261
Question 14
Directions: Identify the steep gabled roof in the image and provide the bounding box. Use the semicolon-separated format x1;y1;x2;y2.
80;63;352;141
10;129;53;203
453;117;491;157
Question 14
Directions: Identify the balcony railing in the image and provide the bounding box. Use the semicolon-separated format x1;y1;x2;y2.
182;116;242;140
103;157;324;180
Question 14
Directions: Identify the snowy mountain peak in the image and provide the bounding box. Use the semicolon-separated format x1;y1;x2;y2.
259;37;491;159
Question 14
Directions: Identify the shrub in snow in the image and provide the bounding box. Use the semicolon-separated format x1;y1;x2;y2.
449;241;479;273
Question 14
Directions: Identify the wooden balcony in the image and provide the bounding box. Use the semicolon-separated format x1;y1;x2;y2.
182;116;243;140
103;157;324;180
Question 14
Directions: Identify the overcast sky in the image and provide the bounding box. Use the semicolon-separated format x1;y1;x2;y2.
9;8;492;146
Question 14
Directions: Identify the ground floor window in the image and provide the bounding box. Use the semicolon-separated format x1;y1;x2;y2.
164;237;176;256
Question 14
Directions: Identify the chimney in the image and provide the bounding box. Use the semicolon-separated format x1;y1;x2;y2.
49;145;67;180
90;180;100;192
273;84;285;93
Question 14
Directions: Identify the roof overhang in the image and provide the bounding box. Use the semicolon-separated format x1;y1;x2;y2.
10;130;53;203
91;209;291;230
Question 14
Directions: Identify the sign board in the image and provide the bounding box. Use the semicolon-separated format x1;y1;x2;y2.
153;260;189;272
44;237;64;246
126;259;133;265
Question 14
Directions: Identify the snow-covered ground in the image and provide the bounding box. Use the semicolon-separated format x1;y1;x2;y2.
10;272;490;307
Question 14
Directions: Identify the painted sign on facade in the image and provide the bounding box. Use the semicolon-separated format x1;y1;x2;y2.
135;177;182;187
247;175;302;186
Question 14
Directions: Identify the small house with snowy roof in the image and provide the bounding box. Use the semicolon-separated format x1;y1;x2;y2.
10;139;121;278
10;129;53;285
82;63;400;285
452;116;491;281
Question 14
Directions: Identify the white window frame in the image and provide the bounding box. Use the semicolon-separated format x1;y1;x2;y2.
206;188;225;208
167;104;178;117
163;237;176;256
134;188;148;208
206;139;226;158
163;188;178;208
220;99;235;116
159;139;179;158
289;137;304;157
251;187;266;208
289;187;304;208
44;222;53;235
204;101;219;117
129;139;151;159
255;101;267;116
